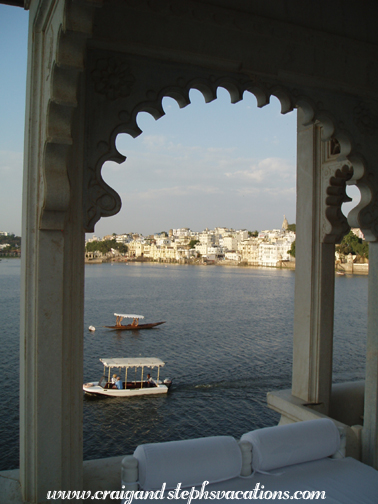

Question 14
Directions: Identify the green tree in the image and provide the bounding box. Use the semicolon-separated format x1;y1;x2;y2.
0;233;21;249
85;239;127;255
189;239;199;249
336;230;368;259
289;240;296;258
116;243;128;254
287;223;296;232
248;230;258;237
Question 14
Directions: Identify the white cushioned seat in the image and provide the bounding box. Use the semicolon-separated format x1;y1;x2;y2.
240;418;340;472
133;435;242;490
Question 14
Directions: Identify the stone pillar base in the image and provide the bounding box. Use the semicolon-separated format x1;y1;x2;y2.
267;385;364;461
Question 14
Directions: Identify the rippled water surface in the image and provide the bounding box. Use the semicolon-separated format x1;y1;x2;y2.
0;259;367;470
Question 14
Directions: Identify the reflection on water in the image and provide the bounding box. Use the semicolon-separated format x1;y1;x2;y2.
0;260;367;470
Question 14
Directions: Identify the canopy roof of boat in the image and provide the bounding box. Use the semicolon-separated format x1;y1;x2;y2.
114;313;145;319
100;358;165;368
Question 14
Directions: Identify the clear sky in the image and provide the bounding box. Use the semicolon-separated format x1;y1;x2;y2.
0;5;359;238
0;5;28;237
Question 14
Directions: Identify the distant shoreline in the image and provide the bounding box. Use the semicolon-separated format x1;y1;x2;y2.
84;257;369;274
85;256;295;269
1;256;368;275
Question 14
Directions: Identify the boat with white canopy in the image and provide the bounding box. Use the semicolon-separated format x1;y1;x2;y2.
104;313;166;331
83;357;172;397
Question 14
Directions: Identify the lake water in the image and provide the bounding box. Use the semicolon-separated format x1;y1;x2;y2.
0;259;368;470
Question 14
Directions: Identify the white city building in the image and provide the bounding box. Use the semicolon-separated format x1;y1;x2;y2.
214;227;233;235
194;242;209;256
198;232;215;245
240;238;260;264
115;233;131;244
176;247;194;260
156;237;172;246
204;244;225;259
127;240;144;257
172;228;191;237
258;240;294;267
235;229;249;242
86;235;100;243
221;235;238;251
225;250;242;262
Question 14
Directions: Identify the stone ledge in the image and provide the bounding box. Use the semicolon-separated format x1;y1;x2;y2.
0;469;22;504
267;387;363;460
0;455;124;504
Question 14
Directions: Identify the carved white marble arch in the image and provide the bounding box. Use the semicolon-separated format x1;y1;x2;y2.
81;50;377;243
17;2;378;502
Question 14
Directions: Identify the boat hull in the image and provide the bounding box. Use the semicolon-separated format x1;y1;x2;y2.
104;321;166;331
83;381;168;397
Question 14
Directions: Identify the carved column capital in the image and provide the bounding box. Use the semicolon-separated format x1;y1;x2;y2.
348;157;378;242
321;163;353;244
39;0;102;231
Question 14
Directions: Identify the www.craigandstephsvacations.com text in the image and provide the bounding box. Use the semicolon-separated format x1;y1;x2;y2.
47;481;327;501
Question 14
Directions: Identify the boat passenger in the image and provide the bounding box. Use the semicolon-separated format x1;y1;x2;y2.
147;373;155;387
111;374;117;384
131;318;139;327
114;376;123;389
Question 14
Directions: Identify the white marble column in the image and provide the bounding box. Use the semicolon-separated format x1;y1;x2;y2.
362;242;378;468
291;109;335;414
20;1;85;501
